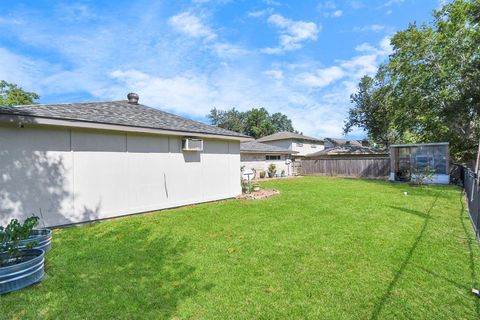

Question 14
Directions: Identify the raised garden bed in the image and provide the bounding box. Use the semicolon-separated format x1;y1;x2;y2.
0;249;45;295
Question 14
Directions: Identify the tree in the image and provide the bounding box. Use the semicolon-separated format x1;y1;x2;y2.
270;112;294;133
207;107;296;139
344;75;399;147
245;108;274;138
0;81;39;106
344;0;480;161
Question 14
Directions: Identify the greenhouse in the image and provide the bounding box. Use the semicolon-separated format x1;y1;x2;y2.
389;142;449;184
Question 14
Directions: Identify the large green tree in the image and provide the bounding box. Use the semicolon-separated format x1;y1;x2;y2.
0;81;39;106
207;107;295;139
344;0;480;161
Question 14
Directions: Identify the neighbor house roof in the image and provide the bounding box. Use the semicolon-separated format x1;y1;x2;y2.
306;145;388;158
0;96;250;140
257;131;323;143
324;137;363;147
240;141;298;154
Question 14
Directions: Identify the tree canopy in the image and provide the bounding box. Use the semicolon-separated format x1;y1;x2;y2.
344;0;480;161
207;107;296;139
0;81;39;106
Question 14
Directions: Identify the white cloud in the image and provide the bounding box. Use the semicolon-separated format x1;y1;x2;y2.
295;66;344;88
247;9;272;18
262;14;320;54
348;1;363;9
353;24;386;32
383;0;405;6
318;1;343;18
212;43;250;58
332;10;343;17
169;12;217;41
263;69;284;80
0;48;43;91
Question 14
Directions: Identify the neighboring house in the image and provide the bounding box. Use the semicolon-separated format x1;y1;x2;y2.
257;131;324;157
324;138;363;149
0;93;250;227
240;141;297;177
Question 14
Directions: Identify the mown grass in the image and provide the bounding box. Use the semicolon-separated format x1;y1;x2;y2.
1;176;479;319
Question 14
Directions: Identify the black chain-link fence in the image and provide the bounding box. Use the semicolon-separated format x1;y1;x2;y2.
460;165;480;240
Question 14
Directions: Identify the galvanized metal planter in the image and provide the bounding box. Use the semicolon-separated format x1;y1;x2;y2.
19;229;52;253
0;249;45;295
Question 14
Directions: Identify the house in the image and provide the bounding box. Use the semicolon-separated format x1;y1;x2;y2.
0;93;250;227
240;141;297;177
324;138;363;149
256;131;324;157
389;142;449;184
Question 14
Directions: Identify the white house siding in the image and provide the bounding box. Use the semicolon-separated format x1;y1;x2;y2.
240;154;293;176
261;139;324;157
291;140;324;156
0;125;240;227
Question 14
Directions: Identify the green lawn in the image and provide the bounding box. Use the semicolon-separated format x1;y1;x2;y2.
1;177;479;319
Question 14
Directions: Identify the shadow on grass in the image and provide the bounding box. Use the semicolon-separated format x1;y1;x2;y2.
387;206;432;220
40;224;213;319
370;195;439;320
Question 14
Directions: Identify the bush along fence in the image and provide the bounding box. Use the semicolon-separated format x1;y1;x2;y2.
460;166;480;240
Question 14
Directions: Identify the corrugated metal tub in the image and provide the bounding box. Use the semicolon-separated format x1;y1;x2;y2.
19;229;52;253
0;249;45;294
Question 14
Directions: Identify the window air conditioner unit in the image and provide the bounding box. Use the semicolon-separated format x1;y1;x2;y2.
182;138;203;151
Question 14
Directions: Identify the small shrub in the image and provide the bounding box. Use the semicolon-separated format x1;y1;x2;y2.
268;164;277;178
281;169;286;177
0;216;39;267
411;166;435;186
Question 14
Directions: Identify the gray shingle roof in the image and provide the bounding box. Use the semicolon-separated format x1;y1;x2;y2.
240;141;297;154
256;131;323;143
324;137;363;147
0;100;249;138
306;145;388;157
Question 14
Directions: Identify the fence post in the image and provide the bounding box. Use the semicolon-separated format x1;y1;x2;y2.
476;177;480;240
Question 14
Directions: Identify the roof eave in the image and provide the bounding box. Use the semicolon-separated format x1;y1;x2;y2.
0;114;253;142
240;150;298;154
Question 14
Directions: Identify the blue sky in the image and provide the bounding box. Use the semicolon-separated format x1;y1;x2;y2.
0;0;443;138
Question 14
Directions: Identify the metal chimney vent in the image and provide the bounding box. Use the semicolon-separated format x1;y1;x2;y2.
127;93;139;104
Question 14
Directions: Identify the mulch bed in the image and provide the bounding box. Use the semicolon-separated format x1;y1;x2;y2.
236;189;280;200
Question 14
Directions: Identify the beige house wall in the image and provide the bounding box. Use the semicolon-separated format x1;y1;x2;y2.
240;153;293;176
261;139;325;157
0;125;241;227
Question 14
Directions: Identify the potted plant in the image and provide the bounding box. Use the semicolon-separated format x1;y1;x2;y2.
268;164;277;178
259;171;266;179
1;216;45;295
281;169;286;177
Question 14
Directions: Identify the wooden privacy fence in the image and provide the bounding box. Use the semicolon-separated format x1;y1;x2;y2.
301;157;390;179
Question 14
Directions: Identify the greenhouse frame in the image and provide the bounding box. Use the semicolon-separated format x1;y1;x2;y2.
389;142;449;184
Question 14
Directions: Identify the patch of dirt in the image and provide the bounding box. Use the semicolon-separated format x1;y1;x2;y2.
236;189;280;200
